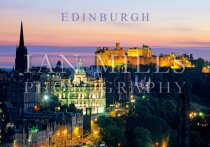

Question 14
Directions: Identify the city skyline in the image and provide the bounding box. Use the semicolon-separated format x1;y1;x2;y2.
0;22;210;68
0;0;210;68
1;1;210;147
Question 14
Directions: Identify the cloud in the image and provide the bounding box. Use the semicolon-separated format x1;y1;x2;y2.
170;27;195;32
159;27;198;32
177;42;210;47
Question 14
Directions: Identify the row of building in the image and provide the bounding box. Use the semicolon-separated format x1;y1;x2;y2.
95;42;195;69
95;42;210;74
0;22;104;146
1;20;210;146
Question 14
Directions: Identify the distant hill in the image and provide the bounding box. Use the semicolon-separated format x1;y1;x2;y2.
0;68;12;72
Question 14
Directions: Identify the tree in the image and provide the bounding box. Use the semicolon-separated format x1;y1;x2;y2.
134;127;152;147
39;95;61;111
60;104;78;112
162;100;176;111
194;58;205;68
167;130;178;147
134;102;150;118
48;95;60;110
190;131;203;147
98;116;127;146
144;115;169;141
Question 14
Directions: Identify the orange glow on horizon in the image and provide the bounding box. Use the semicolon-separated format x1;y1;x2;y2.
1;20;210;47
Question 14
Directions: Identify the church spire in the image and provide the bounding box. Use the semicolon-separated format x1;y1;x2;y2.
19;21;24;47
15;21;27;73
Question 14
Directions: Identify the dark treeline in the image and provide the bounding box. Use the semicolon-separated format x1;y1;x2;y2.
97;66;210;147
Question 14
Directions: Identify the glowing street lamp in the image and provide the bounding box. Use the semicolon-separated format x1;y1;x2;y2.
43;95;49;109
131;99;135;103
94;131;98;135
130;95;134;99
189;112;197;120
199;112;204;117
44;95;48;101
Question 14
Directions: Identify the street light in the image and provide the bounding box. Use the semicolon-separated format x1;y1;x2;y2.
199;112;204;117
94;131;98;135
94;118;98;122
131;99;135;103
44;95;48;101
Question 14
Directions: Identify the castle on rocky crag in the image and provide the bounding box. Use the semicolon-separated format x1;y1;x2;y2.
95;43;194;69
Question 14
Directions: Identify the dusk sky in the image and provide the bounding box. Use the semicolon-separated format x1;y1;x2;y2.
0;0;210;68
1;0;210;46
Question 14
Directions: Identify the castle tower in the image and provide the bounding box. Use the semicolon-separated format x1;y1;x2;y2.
116;42;120;50
15;21;28;73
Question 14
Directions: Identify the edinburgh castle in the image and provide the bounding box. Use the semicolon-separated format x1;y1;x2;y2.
95;43;194;69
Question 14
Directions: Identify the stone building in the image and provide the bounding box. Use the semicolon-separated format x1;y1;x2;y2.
202;66;210;74
54;60;106;115
95;43;194;69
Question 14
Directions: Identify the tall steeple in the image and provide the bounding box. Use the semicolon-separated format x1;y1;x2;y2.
19;21;24;47
15;21;28;73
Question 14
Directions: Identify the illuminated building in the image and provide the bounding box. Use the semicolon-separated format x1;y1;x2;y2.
95;43;194;69
95;43;126;67
54;59;106;115
159;53;195;69
73;61;87;84
50;112;83;146
202;66;210;73
11;112;83;147
127;45;152;57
